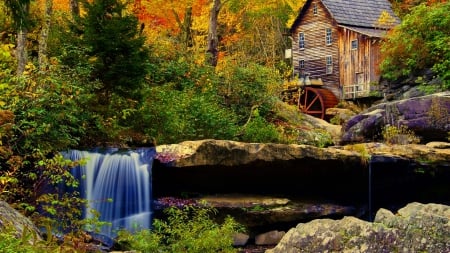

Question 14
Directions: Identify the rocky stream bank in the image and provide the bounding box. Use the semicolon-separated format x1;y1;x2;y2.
151;139;450;252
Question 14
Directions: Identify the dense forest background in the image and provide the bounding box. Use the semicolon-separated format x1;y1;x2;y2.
0;0;449;242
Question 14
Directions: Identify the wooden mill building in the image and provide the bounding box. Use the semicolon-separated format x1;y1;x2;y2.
290;0;400;100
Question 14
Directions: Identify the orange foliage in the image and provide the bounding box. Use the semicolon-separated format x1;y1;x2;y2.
138;0;210;34
395;0;448;15
53;0;71;11
133;0;168;27
192;0;208;16
35;0;71;12
30;0;300;67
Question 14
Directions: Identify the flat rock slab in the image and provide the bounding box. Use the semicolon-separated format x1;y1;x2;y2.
155;140;450;168
199;195;290;208
154;194;360;235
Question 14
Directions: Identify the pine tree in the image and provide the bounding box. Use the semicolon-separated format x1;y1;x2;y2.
77;0;149;103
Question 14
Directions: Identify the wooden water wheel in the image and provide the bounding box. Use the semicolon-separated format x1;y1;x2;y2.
298;87;338;119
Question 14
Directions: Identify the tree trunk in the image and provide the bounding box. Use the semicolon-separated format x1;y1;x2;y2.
206;0;221;67
69;0;80;19
16;28;27;75
182;7;193;48
171;6;193;48
39;0;53;72
15;1;30;75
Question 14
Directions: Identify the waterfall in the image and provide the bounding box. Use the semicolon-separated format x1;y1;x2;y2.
63;147;155;237
368;158;372;222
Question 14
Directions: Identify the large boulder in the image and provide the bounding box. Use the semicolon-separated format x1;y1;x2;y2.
0;201;42;244
273;100;342;145
342;92;450;144
266;202;450;253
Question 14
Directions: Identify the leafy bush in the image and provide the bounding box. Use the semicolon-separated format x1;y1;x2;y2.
116;205;244;253
381;2;450;90
0;44;98;237
136;85;239;144
217;62;281;124
416;80;442;95
0;223;99;253
329;114;344;125
0;226;45;253
240;109;281;143
382;125;420;145
344;144;371;165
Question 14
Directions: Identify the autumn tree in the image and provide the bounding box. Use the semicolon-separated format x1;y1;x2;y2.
205;0;301;73
389;0;446;17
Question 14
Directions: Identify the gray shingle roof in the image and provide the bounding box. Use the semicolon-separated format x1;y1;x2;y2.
290;0;401;33
321;0;400;28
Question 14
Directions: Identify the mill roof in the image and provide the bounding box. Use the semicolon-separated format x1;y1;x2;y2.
291;0;401;35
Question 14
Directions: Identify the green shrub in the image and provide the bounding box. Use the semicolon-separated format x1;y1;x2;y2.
116;205;244;253
0;236;40;253
240;110;281;143
382;125;420;145
217;62;281;124
344;144;371;165
381;2;450;90
137;86;239;144
329;115;343;125
0;223;56;253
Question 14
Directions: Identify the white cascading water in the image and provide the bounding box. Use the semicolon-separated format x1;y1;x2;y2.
63;148;154;237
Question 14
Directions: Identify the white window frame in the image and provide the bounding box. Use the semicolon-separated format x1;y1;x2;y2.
326;55;333;74
325;28;332;45
313;4;318;15
299;59;305;69
351;39;358;50
299;32;305;50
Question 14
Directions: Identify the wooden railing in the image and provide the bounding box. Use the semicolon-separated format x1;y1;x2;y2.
343;83;371;99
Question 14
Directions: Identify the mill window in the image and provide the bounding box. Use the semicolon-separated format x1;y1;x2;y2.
299;32;305;50
326;28;332;45
351;39;358;50
326;56;333;74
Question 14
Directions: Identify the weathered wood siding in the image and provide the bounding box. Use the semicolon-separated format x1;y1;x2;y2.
369;40;381;82
338;28;382;98
292;0;340;98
